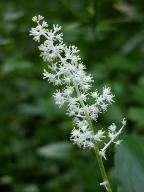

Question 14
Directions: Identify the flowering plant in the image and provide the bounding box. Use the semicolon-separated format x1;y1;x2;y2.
30;15;126;192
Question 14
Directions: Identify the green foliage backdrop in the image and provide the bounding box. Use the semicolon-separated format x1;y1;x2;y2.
0;0;144;191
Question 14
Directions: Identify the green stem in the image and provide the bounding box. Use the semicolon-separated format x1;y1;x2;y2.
74;83;112;192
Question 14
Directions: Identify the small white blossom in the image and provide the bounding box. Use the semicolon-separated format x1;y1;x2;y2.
53;91;65;107
114;140;122;145
100;181;109;191
108;123;116;132
99;150;107;160
100;181;108;186
63;86;74;96
30;15;126;159
70;127;94;148
91;90;99;98
30;17;48;42
76;120;88;131
102;87;114;103
32;15;44;22
94;130;105;142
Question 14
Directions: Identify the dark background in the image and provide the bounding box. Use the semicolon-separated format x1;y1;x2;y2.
0;0;144;192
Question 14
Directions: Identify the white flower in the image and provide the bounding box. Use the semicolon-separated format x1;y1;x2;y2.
114;140;122;145
30;16;48;42
91;91;99;98
30;15;126;157
102;87;114;103
53;91;65;107
99;150;107;160
100;181;108;186
108;123;116;132
100;181;109;191
63;86;74;96
76;120;88;131
70;127;94;148
53;24;61;32
32;15;44;22
94;130;105;142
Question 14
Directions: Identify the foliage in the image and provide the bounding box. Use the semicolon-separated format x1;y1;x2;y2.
0;0;144;191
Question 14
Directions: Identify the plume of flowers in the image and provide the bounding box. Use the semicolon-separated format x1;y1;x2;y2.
30;15;126;159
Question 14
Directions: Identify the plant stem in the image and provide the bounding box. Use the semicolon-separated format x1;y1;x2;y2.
74;83;112;192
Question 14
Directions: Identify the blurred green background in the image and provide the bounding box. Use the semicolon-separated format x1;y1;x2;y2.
0;0;144;192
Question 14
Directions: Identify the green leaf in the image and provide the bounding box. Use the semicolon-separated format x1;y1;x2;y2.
4;10;24;21
105;54;135;72
115;135;144;192
1;59;32;74
37;142;73;159
114;2;142;22
128;107;144;128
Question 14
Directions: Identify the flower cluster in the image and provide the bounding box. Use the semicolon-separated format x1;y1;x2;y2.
70;120;105;148
30;15;126;159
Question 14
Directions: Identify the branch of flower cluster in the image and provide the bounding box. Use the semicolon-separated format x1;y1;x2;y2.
100;118;126;159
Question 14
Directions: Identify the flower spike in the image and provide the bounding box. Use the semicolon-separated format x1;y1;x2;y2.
30;15;126;155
